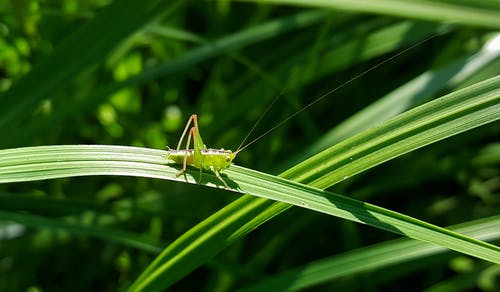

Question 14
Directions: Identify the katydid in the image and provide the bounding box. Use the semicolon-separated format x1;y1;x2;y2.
167;90;280;188
167;114;237;189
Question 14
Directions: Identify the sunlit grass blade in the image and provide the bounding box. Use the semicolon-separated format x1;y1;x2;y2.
287;36;500;166
241;216;500;291
239;0;500;28
282;75;500;186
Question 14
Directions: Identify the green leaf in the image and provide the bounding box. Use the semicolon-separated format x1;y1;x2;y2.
281;73;500;187
241;216;500;291
1;144;499;290
238;0;500;28
287;40;500;166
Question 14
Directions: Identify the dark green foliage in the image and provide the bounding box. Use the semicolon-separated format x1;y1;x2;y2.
0;0;499;291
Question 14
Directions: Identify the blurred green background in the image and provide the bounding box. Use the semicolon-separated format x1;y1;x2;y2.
0;0;499;291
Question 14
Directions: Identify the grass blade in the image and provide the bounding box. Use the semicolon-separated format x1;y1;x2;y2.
287;37;500;166
282;75;500;187
241;216;500;291
0;210;163;254
240;0;500;28
1;143;499;290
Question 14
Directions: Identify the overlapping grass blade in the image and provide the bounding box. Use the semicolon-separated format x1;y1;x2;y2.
241;216;500;291
127;75;500;290
282;74;500;186
1;143;500;290
287;37;500;166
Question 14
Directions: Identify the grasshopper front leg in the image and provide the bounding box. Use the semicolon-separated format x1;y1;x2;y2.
213;168;230;189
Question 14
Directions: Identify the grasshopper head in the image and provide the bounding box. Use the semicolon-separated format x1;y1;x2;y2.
225;150;236;165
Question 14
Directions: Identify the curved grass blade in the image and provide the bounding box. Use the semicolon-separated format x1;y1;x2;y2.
1;76;499;289
1;143;499;290
240;0;500;29
241;215;500;291
281;74;500;186
285;35;500;167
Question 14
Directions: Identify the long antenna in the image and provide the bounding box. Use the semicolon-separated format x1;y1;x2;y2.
236;32;443;154
236;89;285;152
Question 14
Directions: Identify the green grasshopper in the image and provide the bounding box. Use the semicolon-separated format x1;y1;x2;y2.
167;91;279;188
167;114;237;189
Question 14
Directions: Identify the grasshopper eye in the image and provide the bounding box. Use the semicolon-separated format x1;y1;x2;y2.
226;156;231;162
